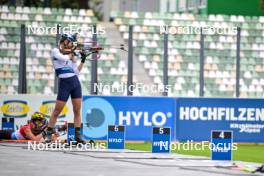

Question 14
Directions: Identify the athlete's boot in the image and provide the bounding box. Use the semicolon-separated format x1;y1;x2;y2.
74;127;86;144
89;140;95;144
43;127;53;143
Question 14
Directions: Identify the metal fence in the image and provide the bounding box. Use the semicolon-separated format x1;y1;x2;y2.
18;24;242;97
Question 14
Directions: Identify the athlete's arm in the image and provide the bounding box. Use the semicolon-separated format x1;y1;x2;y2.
24;128;43;142
51;134;58;141
78;62;84;72
70;54;83;74
52;48;70;62
77;51;86;72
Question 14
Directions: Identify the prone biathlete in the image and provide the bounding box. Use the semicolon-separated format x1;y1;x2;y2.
0;112;48;142
45;33;87;144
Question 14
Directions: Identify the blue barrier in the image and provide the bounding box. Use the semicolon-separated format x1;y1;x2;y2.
82;96;176;141
82;96;264;142
108;125;125;149
176;98;264;142
152;127;171;153
211;130;233;160
2;118;14;130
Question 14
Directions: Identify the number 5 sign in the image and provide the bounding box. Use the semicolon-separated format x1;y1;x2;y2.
152;127;171;153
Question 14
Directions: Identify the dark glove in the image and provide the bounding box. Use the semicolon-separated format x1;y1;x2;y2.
80;51;87;63
42;130;47;138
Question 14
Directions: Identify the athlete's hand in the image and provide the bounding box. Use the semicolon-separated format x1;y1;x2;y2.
60;48;72;55
80;51;87;63
51;134;58;142
69;53;77;62
41;130;47;138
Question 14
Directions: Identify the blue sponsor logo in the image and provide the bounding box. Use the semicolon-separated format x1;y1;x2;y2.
82;96;176;141
82;97;116;139
176;98;264;142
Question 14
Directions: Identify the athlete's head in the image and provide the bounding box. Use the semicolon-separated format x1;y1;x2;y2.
59;33;77;54
30;112;48;133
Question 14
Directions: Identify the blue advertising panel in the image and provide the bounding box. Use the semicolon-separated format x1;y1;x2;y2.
211;131;233;160
82;96;176;141
67;123;75;144
67;123;84;144
108;125;125;149
176;98;264;142
2;118;14;130
152;127;171;153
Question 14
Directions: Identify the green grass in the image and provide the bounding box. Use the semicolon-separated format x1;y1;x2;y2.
125;142;264;163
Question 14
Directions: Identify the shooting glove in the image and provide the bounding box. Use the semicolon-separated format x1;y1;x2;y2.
80;51;87;63
41;130;47;138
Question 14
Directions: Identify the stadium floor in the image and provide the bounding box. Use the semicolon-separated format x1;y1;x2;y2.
0;143;261;176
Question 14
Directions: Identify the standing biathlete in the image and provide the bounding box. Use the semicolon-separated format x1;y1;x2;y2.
45;33;87;144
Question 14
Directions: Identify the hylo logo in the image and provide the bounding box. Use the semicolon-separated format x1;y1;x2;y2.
119;111;172;126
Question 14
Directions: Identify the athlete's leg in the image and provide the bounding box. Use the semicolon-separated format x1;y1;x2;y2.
45;79;70;142
48;100;67;128
71;98;82;128
71;76;84;143
71;88;94;144
45;100;67;142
